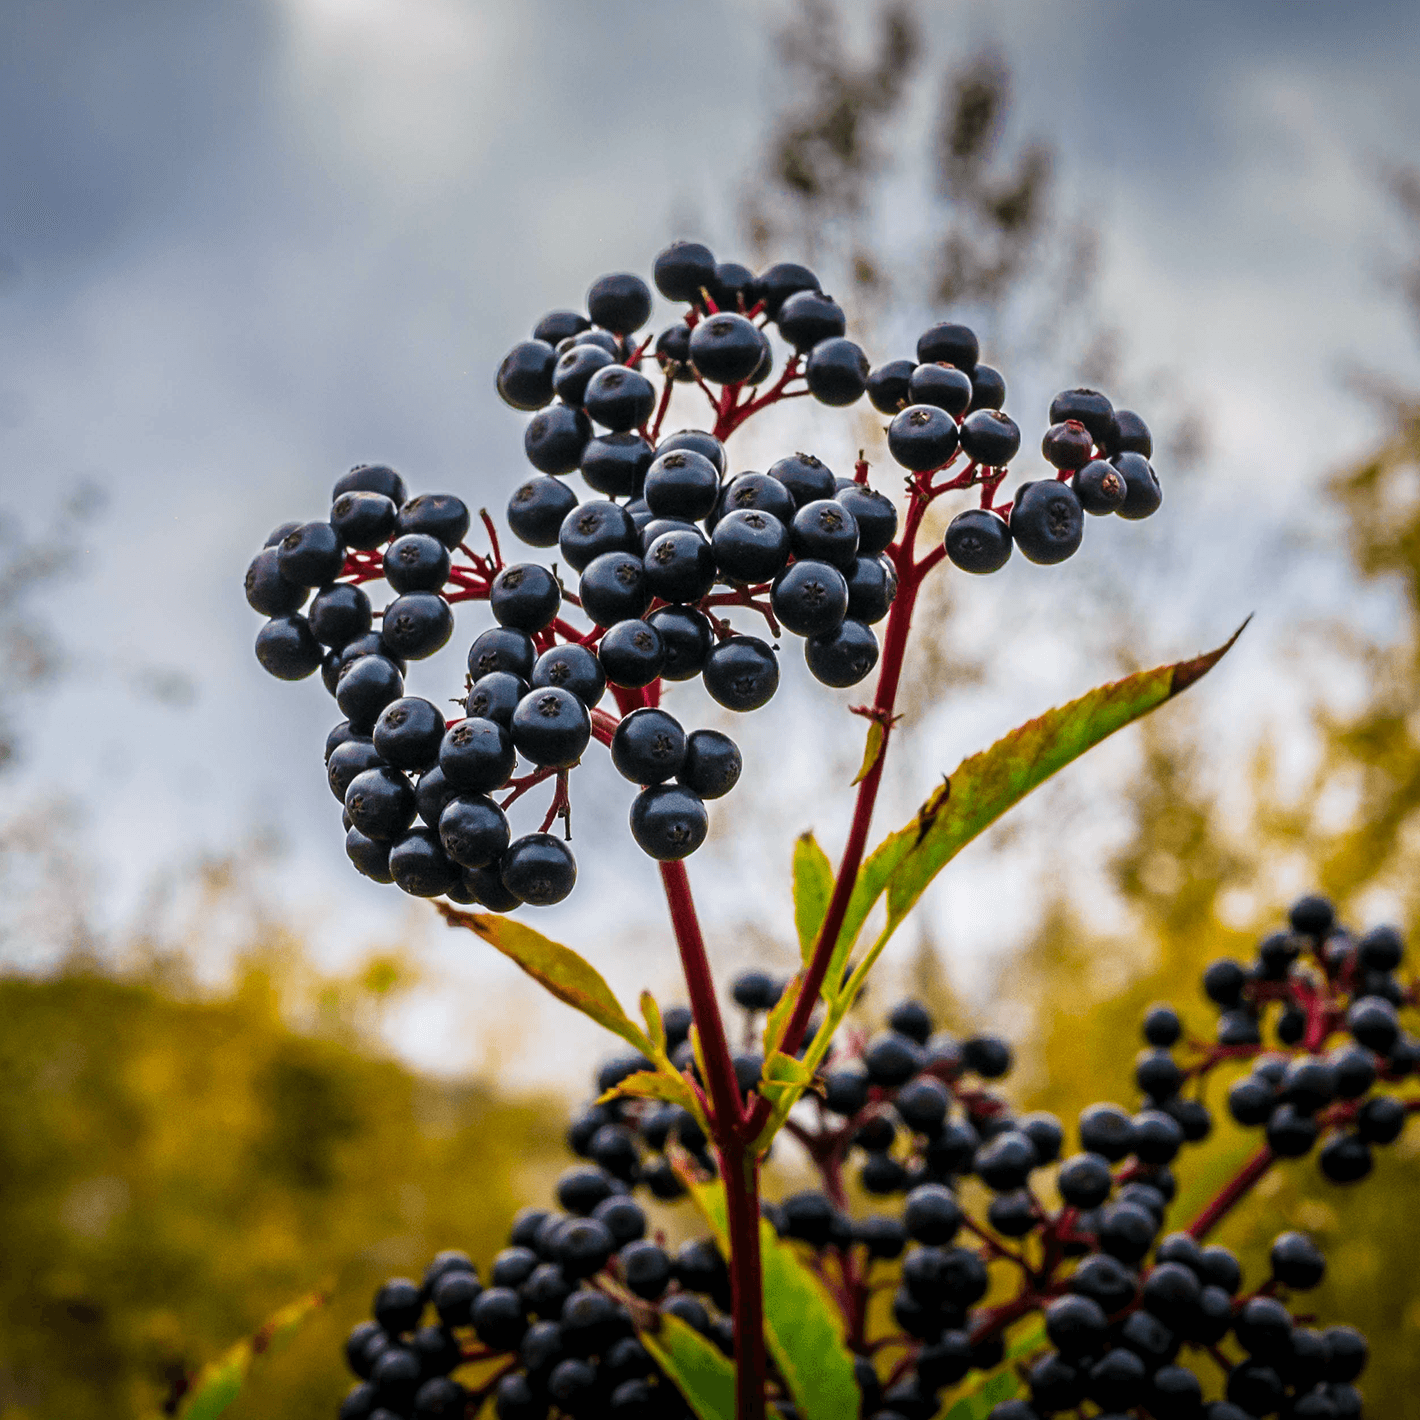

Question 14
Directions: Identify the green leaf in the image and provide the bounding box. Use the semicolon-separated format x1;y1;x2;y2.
596;1068;708;1133
792;832;835;965
175;1289;326;1420
640;990;667;1054
686;1179;858;1420
753;626;1249;1150
853;715;888;785
642;1310;735;1420
437;903;655;1058
823;624;1248;1001
761;969;803;1056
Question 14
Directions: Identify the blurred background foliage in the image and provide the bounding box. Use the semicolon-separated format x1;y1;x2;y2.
3;1;1420;1417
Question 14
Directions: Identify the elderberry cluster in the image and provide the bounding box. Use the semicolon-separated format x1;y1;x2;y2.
1201;895;1419;1183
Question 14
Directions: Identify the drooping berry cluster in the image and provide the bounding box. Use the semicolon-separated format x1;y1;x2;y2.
335;920;1395;1420
244;242;1165;914
1196;895;1419;1183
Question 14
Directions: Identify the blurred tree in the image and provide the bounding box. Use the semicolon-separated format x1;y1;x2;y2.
0;943;566;1420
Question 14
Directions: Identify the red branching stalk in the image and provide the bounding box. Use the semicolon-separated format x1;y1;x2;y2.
1185;1145;1276;1241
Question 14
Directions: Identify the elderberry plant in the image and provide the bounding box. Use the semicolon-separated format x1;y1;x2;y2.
233;241;1404;1420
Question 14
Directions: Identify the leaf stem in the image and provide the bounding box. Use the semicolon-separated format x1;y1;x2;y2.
1185;1145;1275;1240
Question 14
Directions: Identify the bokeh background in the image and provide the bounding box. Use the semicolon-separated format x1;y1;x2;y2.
4;0;1420;1415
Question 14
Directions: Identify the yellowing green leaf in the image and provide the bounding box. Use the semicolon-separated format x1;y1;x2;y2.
640;991;667;1054
853;715;887;784
823;625;1247;1000
176;1289;326;1420
686;1179;858;1420
792;832;835;964
642;1310;735;1420
596;1069;708;1137
761;970;802;1056
437;904;654;1058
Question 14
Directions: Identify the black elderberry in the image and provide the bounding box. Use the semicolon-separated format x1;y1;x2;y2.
256;615;324;680
1087;1349;1146;1411
1319;1131;1372;1182
374;697;446;770
470;1286;526;1351
337;654;404;730
582;432;654;499
526;403;593;475
488;563;560;633
534;310;590;346
853;1214;909;1261
771;560;849;636
791;499;860;570
1017;1112;1064;1165
908;362;973;417
888;404;960;472
639;516;699;553
491;1246;540;1290
774;289;846;351
756;262;820;319
703;636;780;711
309;583;373;650
562;328;621;359
1049;388;1115;447
1283;1055;1337;1113
439;795;511;870
558;500;638;572
579;552;651;626
1113;452;1162;520
944;509;1012;574
587;272;652;332
865;1030;926;1086
1104;409;1153;459
855;1114;896;1152
430;1269;481;1328
381;592;453;660
688;312;763;385
647;605;713;679
439;717;515;795
500;833;576;906
821;1063;869;1117
1218;1007;1262;1046
917;322;978;371
330;737;383;800
769;453;837;510
643;450;721;523
709;260;757;313
279;521;346;587
465;672;526;730
655;430;726;477
507;475;579;548
334;464;409;508
1045;1293;1110;1358
346;827;393;882
1072;458;1128;516
958;408;1021;467
962;1034;1012;1078
345;767;418;843
611;708;686;786
593;620;661;689
1097;1202;1159;1264
1357;1092;1406;1143
1203;957;1248;1007
1136;1048;1185;1101
1142;1004;1183;1047
1010;480;1085;565
803;336;869;406
396;494;470;550
583;364;657;434
593;1195;645;1247
975;1130;1039;1191
805;620;880;687
1058;1152;1114;1209
644;528;717;603
896;1077;950;1131
1266;1103;1319;1157
1270;1230;1325;1289
713;508;791;583
497;339;557;411
718;471;796;527
652;240;716;304
867;358;916;413
1347;994;1399;1053
1357;922;1404;970
1042;420;1095;472
245;548;308;617
629;784;708;860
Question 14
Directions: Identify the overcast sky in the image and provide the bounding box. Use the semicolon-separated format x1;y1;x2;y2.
2;0;1419;1083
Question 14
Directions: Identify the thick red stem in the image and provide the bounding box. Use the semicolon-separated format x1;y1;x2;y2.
659;860;767;1418
1186;1146;1275;1240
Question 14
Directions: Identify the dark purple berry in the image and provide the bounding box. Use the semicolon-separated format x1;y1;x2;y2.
653;241;716;302
713;508;791;582
278;521;345;587
245;548;308;617
256;614;323;680
967;363;1006;411
465;672;527;729
468;626;537;681
611;708;686;785
597;619;665;687
346;827;393;883
958;409;1020;466
647;605;713;679
583;364;656;432
1113;452;1162;520
1104;409;1152;458
309;583;373;649
501;833;577;906
768;452;836;507
678;729;741;799
643;528;717;602
644;449;721;522
525;403;592;474
771;560;849;636
508;475;578;549
333;464;408;508
396;494;470;550
383;533;450;593
917;322;978;371
497;339;557;411
690;312;764;384
532;643;605;708
1073;459;1128;515
490;562;561;632
888;404;959;471
389;828;461;897
944;508;1012;574
805;619;879;687
581;432;653;499
373;697;445;770
846;555;897;623
1049;388;1116;447
439;717;516;794
587;272;652;333
908;362;973;417
791;498;860;570
867;359;915;413
1009;480;1084;565
804;336;869;405
703;635;780;711
336;653;404;729
381;592;453;659
630;784;708;860
439;795;511;870
345;766;417;842
580;552;651;626
510;687;591;768
1042;419;1095;470
559;499;639;572
533;310;590;345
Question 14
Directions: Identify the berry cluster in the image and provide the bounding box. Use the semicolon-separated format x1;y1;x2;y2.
1199;895;1419;1183
333;892;1410;1420
245;242;1166;914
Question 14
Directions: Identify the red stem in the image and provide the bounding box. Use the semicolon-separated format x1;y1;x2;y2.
1185;1146;1275;1240
658;860;768;1418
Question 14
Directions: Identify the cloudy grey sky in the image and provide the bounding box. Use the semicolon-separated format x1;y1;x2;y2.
2;0;1419;1082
